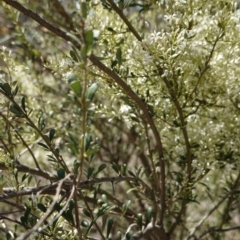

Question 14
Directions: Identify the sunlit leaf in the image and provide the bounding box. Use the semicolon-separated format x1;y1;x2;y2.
86;83;98;101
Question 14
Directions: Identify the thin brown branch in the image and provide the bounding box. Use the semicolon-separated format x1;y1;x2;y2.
1;176;145;200
0;162;56;181
107;0;142;41
199;226;240;239
89;54;166;223
51;0;75;30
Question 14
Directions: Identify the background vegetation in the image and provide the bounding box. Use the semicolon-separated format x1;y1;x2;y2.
0;0;240;239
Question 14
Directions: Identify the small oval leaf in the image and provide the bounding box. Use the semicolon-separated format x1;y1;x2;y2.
71;81;82;96
83;208;91;218
57;168;65;179
1;82;11;95
37;203;47;213
86;83;98;101
84;133;92;152
49;129;56;142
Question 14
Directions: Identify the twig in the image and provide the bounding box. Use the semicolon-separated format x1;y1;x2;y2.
0;162;56;181
77;63;88;186
51;0;75;30
1;176;145;200
199;226;240;239
107;0;142;41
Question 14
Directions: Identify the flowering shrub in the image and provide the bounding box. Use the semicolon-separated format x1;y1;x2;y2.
0;0;240;239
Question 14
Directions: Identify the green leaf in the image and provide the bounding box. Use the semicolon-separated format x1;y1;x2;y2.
6;231;13;240
49;128;56;142
24;206;31;219
87;167;95;179
14;168;18;180
81;45;87;61
107;27;116;33
9;103;24;116
121;164;127;176
111;60;118;69
136;213;142;229
12;85;19;97
101;194;108;203
74;159;80;175
111;163;120;174
71;81;82;96
81;2;88;18
21;173;29;183
1;82;11;95
57;168;65;179
67;72;78;83
69;200;75;212
37;142;49;150
63;209;74;225
84;133;92;152
145;206;153;224
190;142;200;148
54;203;62;212
38;115;45;131
173;120;180;127
85;30;94;56
94;163;106;176
21;97;26;112
128;170;135;177
70;50;79;62
37;203;47;213
116;48;122;65
122;200;131;214
126;232;131;240
96;205;113;218
20;216;27;226
66;32;82;46
86;83;98;101
83;208;91;218
106;218;114;238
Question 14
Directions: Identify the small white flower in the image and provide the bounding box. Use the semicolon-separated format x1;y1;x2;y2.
119;104;131;114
